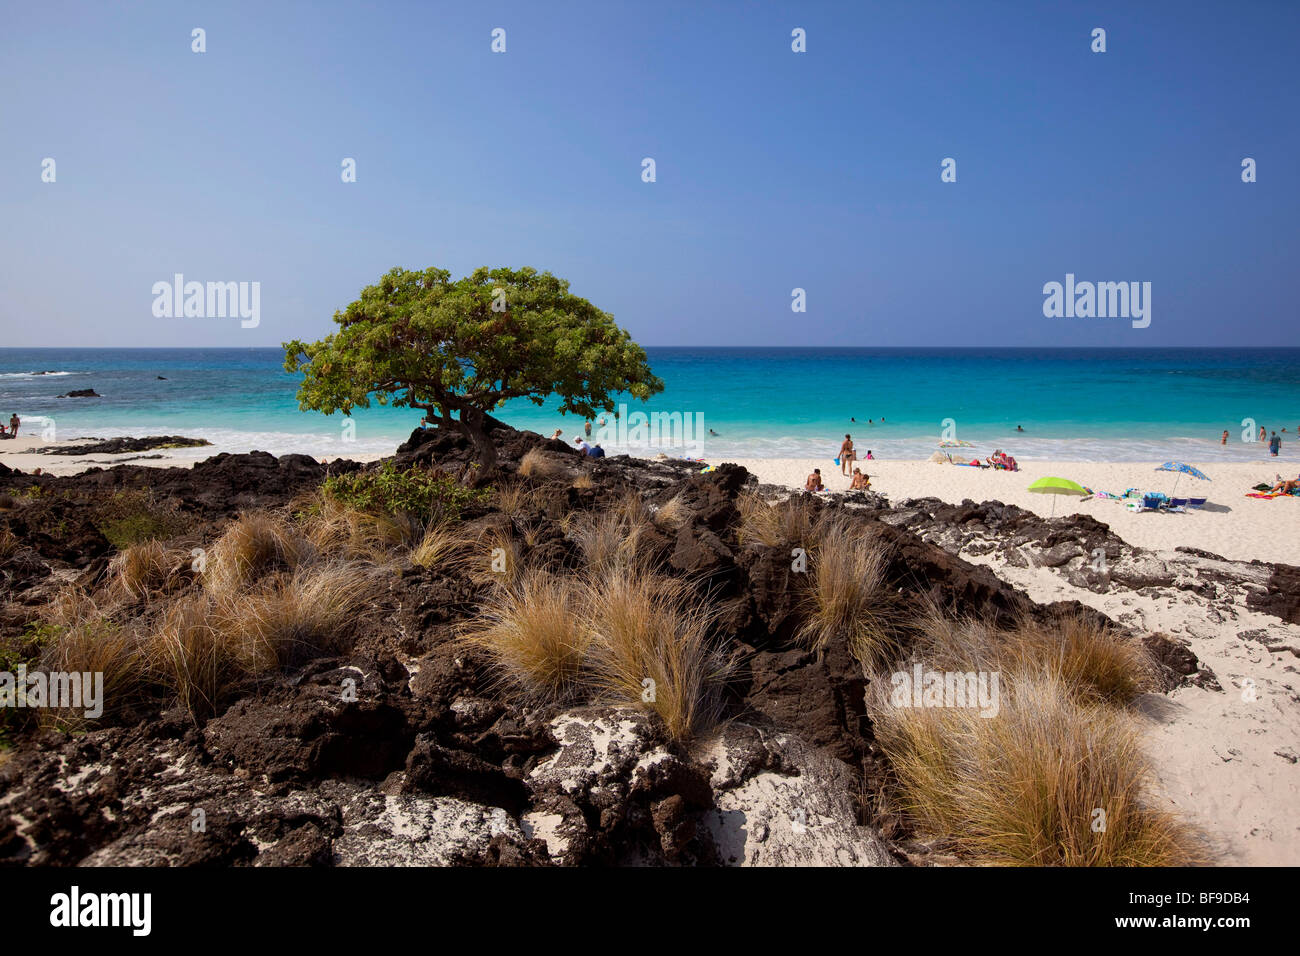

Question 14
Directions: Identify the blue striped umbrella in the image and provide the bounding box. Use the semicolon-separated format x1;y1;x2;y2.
1155;461;1210;497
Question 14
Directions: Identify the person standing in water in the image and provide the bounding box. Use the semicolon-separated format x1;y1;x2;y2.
839;434;856;476
1221;429;1229;445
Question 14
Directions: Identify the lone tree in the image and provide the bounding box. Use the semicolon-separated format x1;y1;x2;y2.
284;267;664;471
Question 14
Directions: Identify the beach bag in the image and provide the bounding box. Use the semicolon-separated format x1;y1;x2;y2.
834;457;840;466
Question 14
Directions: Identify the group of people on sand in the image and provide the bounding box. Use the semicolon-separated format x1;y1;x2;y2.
837;434;873;473
986;449;1018;471
805;466;871;492
797;433;876;493
1;413;18;439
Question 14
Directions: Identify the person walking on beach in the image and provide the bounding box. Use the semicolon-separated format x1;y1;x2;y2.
805;468;824;492
839;434;855;476
8;413;18;437
1270;431;1281;457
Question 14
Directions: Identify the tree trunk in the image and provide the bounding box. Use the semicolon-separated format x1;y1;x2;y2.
457;406;499;474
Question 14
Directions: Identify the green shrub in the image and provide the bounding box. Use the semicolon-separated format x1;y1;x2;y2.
322;462;488;522
94;490;194;549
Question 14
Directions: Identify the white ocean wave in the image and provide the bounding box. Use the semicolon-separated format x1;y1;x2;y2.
48;425;400;459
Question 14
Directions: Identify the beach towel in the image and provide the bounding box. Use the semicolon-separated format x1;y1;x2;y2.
1246;492;1281;499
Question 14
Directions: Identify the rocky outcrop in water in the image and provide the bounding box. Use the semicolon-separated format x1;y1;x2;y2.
32;436;211;456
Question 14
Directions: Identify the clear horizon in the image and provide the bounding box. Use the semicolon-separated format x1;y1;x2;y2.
2;1;1297;349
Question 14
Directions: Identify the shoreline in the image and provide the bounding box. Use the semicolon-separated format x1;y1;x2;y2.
5;438;1297;565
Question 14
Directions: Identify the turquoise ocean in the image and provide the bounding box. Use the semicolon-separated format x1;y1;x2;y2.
1;348;1298;465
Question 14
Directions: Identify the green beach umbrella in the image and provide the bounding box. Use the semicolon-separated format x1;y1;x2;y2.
1027;476;1088;517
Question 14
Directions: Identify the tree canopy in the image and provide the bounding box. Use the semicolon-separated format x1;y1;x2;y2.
283;266;664;469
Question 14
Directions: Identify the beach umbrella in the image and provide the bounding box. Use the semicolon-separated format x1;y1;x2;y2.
1155;461;1210;497
936;439;978;463
1027;476;1088;517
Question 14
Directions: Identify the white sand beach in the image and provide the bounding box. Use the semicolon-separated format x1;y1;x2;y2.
729;457;1300;566
954;529;1300;867
0;437;379;476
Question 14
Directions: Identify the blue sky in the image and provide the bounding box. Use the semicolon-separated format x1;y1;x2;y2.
1;0;1296;348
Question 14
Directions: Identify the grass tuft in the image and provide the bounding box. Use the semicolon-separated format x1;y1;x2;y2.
796;519;896;668
202;512;313;594
459;569;593;704
584;571;731;742
736;493;818;549
867;671;1203;866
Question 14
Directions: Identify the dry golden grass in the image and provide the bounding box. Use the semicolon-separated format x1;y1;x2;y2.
652;494;690;531
570;511;645;575
459;569;593;704
796;520;896;669
519;447;568;480
571;472;595;490
149;564;377;716
213;564;376;668
292;491;415;563
202;512;313;593
107;539;188;602
0;525;18;561
867;671;1203;866
492;481;531;519
466;526;525;588
38;610;145;727
409;521;474;572
584;570;731;742
736;493;818;549
460;559;731;742
148;596;245;718
569;495;655;575
916;606;1152;706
